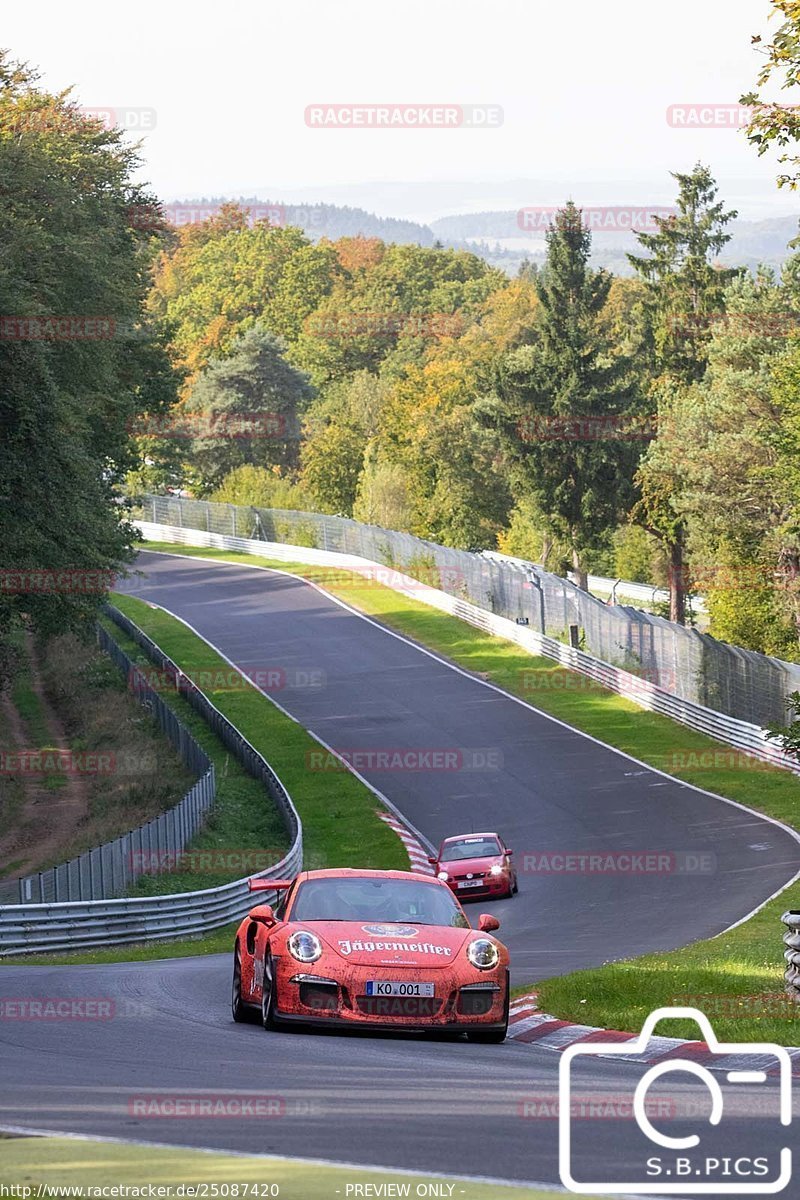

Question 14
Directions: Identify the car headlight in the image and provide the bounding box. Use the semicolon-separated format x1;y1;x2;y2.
467;938;499;970
288;930;322;963
437;870;449;881
489;864;503;876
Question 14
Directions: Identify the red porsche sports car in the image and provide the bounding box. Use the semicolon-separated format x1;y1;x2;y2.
231;867;509;1041
430;832;518;900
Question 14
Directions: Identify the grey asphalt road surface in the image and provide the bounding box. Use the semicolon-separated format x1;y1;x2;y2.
1;548;798;1192
117;552;800;980
0;956;795;1195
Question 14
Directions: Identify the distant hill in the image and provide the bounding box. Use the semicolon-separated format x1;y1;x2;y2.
164;196;434;246
429;211;800;276
163;196;799;277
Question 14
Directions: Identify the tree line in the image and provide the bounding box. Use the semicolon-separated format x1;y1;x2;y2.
134;162;800;660
3;0;800;685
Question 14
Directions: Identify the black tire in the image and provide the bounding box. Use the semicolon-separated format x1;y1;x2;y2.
231;949;258;1024
466;974;509;1043
230;945;245;1022
261;953;278;1030
512;876;518;896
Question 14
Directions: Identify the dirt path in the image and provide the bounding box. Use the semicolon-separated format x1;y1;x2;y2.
0;634;90;880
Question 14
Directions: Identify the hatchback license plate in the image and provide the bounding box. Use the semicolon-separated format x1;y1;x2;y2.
457;880;483;889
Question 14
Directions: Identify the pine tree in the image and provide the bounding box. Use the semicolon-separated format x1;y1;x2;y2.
627;164;738;623
479;203;646;590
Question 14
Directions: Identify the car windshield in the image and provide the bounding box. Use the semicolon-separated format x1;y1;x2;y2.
290;877;469;927
440;836;501;862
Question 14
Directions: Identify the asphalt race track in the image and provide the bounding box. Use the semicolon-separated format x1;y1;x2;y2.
2;549;799;1192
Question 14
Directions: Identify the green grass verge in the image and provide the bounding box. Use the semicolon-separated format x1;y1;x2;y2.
108;592;405;877
532;890;800;1046
134;542;800;1042
0;1135;595;1199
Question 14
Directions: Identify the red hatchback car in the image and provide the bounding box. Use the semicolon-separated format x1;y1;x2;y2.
430;832;517;900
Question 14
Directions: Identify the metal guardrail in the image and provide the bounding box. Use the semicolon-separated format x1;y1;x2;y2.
783;911;800;1003
485;551;709;616
0;626;216;906
136;495;798;729
132;518;800;778
587;573;709;614
0;608;302;956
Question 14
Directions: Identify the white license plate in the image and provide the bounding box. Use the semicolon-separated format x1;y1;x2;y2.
365;981;435;997
457;879;483;889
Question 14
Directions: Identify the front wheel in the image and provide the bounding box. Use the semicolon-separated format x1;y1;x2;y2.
261;954;278;1030
232;949;258;1024
231;945;247;1022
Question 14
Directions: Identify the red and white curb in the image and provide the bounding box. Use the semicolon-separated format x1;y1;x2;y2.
509;993;800;1075
377;810;435;875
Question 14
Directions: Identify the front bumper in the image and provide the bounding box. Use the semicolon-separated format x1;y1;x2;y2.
273;957;508;1030
445;874;511;898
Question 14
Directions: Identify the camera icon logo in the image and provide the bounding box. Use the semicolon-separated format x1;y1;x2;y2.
559;1006;793;1194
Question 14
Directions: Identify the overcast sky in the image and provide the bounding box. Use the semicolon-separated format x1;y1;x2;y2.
4;0;800;221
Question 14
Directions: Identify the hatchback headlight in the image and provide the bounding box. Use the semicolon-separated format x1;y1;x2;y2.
490;864;503;876
437;870;449;881
467;938;499;970
288;930;322;963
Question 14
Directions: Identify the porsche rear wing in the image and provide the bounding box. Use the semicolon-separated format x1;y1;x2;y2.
248;878;294;892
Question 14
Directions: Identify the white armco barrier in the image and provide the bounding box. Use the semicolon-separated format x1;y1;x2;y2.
134;522;799;777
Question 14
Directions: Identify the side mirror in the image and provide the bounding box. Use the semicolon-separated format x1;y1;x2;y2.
428;856;438;866
478;913;500;933
249;904;276;925
505;848;513;855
